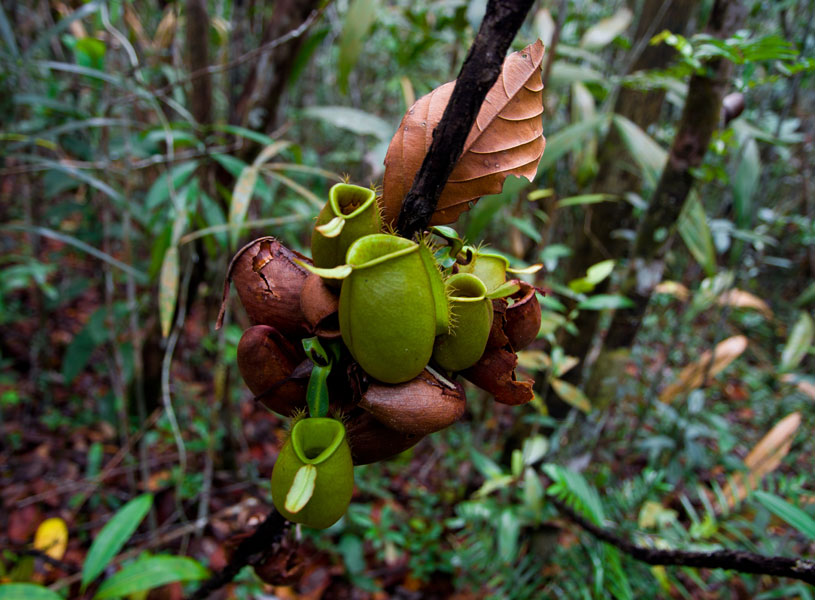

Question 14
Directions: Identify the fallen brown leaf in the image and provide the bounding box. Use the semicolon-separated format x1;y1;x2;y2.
659;335;748;403
720;411;801;511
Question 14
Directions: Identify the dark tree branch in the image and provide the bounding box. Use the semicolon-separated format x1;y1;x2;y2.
185;0;213;125
395;0;535;239
187;509;289;600
550;495;815;585
21;548;80;574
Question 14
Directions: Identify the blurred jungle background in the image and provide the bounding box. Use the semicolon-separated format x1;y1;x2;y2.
1;0;814;598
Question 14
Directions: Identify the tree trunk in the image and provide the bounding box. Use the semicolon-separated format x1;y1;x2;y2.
234;0;321;133
546;0;699;416
597;0;747;362
185;0;212;126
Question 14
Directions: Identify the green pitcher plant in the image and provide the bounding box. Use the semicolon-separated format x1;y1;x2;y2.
270;416;354;529
298;233;444;384
433;273;494;372
311;183;381;270
340;234;441;383
458;246;544;291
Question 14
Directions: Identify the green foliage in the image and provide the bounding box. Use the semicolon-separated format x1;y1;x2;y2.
93;555;209;599
82;494;154;589
1;0;814;597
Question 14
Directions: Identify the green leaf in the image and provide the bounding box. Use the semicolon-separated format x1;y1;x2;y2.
577;294;634;310
586;260;615;285
794;281;815;308
469;449;504;480
197;189;227;249
211;123;275;147
732;137;760;229
144;161;199;211
612;114;667;188
523;468;544;512
779;312;814;373
549;378;591;413
543;463;605;524
538;114;608;172
82;494;153;589
548;62;607;88
228;165;258;250
497;509;521;562
0;584;63;600
508;216;542;243
522;435;548;466
285;465;318;513
26;1;100;58
678;191;717;277
337;0;379;94
289;27;330;84
0;4;20;57
74;37;106;71
93;556;209;600
158;246;179;338
301;106;391;140
306;365;331;419
267;171;323;210
556;193;617;208
753;491;815;541
251;140;291;169
62;307;109;383
540;244;572;271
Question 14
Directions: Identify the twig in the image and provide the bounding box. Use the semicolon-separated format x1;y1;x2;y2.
19;548;80;574
113;9;322;107
187;509;289;600
67;408;162;518
549;494;815;585
395;0;536;238
162;252;195;525
541;0;567;89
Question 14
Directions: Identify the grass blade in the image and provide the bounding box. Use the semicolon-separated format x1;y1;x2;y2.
1;224;146;282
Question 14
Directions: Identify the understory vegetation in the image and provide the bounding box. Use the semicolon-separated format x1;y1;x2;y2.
1;0;814;598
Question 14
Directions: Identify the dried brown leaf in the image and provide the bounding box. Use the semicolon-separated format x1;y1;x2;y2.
781;373;815;400
721;412;801;510
659;335;748;403
654;280;690;302
382;40;546;226
718;289;773;318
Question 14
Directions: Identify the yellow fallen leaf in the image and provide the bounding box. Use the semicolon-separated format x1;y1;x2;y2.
33;517;68;561
659;335;748;403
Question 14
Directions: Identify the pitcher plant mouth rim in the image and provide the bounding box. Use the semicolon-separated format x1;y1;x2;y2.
291;417;346;465
329;183;377;220
346;234;418;271
446;272;488;304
